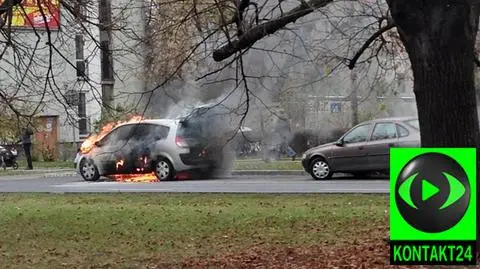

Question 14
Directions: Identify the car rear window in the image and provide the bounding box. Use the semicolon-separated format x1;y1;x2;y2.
177;120;205;139
404;119;419;130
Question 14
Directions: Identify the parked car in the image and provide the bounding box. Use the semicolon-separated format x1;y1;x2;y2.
75;119;223;181
301;117;420;180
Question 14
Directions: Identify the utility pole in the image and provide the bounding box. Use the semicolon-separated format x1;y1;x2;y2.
99;0;114;120
350;70;358;127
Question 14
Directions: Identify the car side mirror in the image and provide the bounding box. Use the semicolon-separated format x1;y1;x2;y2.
334;140;344;146
94;141;102;147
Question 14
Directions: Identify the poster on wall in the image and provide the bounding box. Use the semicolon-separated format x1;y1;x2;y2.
0;0;61;29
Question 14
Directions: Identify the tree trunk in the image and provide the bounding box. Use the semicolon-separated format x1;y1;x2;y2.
475;67;480;119
387;0;480;253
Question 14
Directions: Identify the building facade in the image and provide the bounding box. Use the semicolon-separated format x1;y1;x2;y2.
0;0;146;151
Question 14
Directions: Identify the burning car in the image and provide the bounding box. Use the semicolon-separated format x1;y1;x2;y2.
76;116;225;182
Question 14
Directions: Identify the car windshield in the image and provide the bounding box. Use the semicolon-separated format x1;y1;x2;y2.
404;119;419;130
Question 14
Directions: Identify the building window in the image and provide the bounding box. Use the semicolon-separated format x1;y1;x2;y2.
73;0;87;21
75;34;88;80
78;92;88;136
75;35;84;59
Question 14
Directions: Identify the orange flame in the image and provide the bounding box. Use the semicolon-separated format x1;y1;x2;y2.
80;115;145;154
116;159;124;170
108;173;159;182
109;156;158;182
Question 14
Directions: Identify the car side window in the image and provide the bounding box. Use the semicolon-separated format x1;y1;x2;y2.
100;128;119;145
372;122;397;141
154;125;170;140
342;124;371;144
396;124;409;137
130;124;150;140
115;125;135;142
130;124;170;141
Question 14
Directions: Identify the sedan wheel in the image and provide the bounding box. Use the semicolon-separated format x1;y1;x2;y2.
80;159;100;181
154;158;174;181
309;158;333;180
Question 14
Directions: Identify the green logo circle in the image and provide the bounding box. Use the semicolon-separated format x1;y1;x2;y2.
395;152;470;233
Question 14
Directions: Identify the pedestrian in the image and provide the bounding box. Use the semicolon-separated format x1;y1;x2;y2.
17;124;34;170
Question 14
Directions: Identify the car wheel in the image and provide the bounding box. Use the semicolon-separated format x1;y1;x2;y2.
309;157;333;180
154;158;174;181
79;158;100;181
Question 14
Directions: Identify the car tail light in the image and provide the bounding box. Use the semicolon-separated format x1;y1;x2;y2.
175;136;188;148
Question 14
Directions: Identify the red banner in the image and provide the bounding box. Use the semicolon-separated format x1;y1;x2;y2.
2;0;61;29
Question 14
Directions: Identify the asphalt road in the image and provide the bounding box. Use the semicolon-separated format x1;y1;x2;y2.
0;172;390;193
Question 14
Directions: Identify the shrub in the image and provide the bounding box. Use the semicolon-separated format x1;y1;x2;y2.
41;145;56;162
289;128;348;154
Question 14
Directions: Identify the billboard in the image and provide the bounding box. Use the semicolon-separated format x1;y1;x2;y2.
2;0;61;29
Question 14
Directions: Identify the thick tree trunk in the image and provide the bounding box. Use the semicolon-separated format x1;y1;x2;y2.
387;0;480;254
475;68;480;119
410;45;479;146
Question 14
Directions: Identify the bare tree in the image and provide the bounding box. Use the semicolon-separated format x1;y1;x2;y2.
3;0;477;156
207;0;479;148
0;0;156;140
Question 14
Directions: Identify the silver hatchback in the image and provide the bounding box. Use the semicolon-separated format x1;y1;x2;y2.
301;117;420;180
76;119;219;181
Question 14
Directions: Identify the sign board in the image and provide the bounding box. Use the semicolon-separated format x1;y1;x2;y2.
46;118;53;131
1;0;61;29
390;148;476;265
330;102;341;113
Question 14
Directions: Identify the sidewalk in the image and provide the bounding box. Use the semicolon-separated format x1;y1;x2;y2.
0;168;78;179
14;168;74;173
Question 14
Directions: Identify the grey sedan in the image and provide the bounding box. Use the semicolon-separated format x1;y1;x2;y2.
301;117;420;180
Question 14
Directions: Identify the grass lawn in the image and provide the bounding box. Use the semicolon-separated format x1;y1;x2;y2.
0;161;74;176
0;193;389;269
0;170;38;176
16;160;75;169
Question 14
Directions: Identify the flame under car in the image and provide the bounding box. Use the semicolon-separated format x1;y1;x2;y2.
76;118;221;182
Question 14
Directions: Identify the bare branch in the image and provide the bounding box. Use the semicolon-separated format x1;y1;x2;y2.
0;0;21;16
348;21;395;69
212;0;333;62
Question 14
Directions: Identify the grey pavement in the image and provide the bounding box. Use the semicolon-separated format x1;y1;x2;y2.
0;171;390;193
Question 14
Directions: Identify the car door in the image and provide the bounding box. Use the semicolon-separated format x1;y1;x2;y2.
364;122;399;170
93;124;134;174
128;123;170;172
330;123;373;171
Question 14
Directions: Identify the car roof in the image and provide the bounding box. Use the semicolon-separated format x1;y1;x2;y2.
119;119;180;128
362;116;418;124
